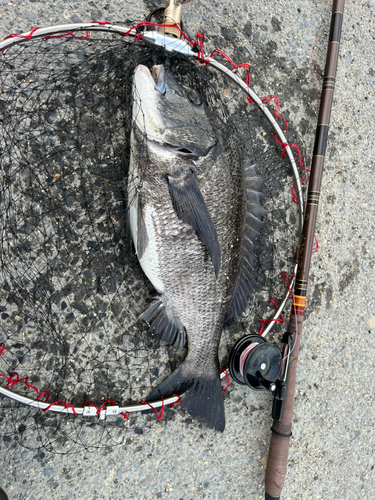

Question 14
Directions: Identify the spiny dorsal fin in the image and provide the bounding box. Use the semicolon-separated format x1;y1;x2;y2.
139;297;187;350
227;163;267;324
167;168;221;276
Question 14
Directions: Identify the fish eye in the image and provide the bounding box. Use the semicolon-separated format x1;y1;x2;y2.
187;89;202;106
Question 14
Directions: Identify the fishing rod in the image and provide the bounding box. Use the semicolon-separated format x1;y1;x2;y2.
264;1;345;498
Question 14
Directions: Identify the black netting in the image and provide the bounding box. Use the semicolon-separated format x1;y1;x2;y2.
0;32;302;453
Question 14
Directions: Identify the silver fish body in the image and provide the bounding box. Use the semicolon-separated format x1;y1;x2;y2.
128;64;265;431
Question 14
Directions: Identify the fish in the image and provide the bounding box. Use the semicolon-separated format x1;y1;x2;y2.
127;64;266;432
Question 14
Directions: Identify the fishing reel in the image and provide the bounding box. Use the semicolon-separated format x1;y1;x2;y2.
229;334;292;421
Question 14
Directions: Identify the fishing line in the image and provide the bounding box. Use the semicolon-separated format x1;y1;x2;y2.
0;15;309;452
239;343;259;376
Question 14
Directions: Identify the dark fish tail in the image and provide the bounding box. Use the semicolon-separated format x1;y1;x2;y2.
146;358;225;432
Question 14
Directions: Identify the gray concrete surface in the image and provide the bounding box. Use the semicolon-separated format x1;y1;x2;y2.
0;0;374;499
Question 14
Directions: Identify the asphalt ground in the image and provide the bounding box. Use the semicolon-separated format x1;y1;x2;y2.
0;1;374;499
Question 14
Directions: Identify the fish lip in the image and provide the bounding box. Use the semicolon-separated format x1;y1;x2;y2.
152;64;166;95
146;137;217;159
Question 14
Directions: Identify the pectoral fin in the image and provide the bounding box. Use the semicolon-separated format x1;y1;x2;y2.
136;192;148;260
167;169;221;276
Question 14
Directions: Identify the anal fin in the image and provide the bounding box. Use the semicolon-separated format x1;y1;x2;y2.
139;297;186;350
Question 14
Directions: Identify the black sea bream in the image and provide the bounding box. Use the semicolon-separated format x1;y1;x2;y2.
127;64;266;431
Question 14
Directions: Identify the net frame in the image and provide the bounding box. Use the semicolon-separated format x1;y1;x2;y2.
0;22;305;421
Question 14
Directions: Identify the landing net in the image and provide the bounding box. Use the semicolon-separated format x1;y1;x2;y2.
0;27;305;452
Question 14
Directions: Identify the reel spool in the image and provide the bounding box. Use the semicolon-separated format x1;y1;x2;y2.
229;335;282;392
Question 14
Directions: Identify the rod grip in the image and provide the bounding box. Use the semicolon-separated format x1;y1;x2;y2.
265;325;301;498
264;430;291;499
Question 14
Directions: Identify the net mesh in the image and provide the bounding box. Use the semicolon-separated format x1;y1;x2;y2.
0;32;302;453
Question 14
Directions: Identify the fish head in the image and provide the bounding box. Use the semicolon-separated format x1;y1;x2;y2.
132;64;217;159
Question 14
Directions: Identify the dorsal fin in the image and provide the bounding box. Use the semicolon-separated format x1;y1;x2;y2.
226;163;267;324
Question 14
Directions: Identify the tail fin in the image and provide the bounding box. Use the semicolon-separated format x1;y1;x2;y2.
146;360;225;432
